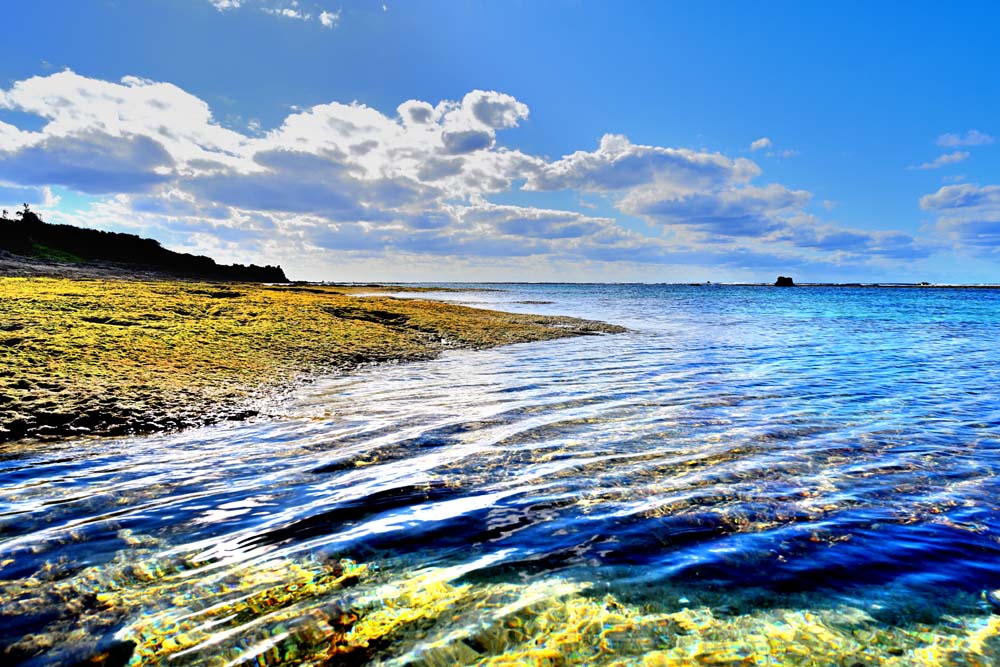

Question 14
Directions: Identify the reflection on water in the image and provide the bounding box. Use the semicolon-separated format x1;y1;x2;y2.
3;285;1000;665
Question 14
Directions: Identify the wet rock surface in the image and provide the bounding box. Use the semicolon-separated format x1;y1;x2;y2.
0;277;624;444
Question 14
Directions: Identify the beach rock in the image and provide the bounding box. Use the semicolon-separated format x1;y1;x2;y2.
5;418;30;437
774;276;795;286
36;411;76;426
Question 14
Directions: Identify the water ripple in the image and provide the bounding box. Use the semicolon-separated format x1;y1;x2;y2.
3;285;1000;665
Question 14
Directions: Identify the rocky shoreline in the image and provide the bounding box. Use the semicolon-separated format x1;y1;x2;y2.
0;277;625;445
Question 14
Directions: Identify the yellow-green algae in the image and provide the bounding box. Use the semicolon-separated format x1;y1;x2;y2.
0;277;622;442
2;533;998;666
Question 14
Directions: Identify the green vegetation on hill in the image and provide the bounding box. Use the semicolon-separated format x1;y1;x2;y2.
0;205;287;282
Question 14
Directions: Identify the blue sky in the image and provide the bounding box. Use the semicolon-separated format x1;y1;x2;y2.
1;0;998;282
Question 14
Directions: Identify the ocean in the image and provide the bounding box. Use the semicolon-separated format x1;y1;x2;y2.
3;284;1000;665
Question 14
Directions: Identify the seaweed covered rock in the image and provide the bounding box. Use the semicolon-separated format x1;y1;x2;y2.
0;279;626;443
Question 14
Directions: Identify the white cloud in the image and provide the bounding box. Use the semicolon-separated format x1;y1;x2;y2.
525;133;929;260
772;219;935;260
319;10;340;28
397;100;435;125
257;90;540;200
0;130;175;194
262;7;312;21
0;70;249;170
748;136;798;159
920;183;999;211
526;134;790;239
41;186;61;207
0;120;33;151
456;201;619;240
526;133;759;193
765;149;799;159
920;183;1000;254
208;1;344;28
0;70;940;278
936;130;995;148
907;151;970;171
621;183;810;237
461;90;529;129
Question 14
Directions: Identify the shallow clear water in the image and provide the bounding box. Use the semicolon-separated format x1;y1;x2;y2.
3;284;1000;665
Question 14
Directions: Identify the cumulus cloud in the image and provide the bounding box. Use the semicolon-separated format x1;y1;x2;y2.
416;157;464;181
397;100;434;125
208;1;342;29
528;134;798;241
441;129;494;154
297;201;622;259
524;132;932;262
0;70;249;169
457;202;618;240
262;7;311;21
182;148;439;223
526;134;759;193
319;10;340;28
920;184;995;211
462;90;529;129
130;190;231;220
0;120;32;148
773;220;934;260
907;151;969;171
936;130;995;148
0;130;174;194
0;70;941;278
920;183;1000;253
259;91;540;199
0;71;542;201
621;183;810;237
750;138;799;158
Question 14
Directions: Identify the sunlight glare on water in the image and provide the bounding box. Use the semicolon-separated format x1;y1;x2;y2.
2;284;1000;665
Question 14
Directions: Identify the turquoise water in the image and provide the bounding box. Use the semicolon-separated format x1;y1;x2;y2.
3;285;1000;665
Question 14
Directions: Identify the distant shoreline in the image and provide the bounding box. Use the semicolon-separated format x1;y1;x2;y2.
4;252;996;289
706;282;1000;289
325;280;1000;289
